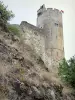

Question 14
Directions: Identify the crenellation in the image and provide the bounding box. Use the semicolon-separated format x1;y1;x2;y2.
47;8;53;10
47;8;53;13
54;8;60;12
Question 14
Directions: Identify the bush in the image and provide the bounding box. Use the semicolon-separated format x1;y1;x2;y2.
8;25;20;37
58;57;75;88
0;1;14;30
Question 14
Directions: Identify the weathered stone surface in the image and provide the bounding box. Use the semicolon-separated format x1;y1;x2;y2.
0;5;74;100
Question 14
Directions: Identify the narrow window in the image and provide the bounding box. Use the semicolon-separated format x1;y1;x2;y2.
57;52;58;56
55;23;58;26
56;35;57;38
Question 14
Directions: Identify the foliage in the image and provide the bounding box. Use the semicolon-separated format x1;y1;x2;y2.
0;1;14;30
8;25;20;37
58;56;75;88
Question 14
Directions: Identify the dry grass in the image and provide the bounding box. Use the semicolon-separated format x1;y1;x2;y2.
42;71;62;85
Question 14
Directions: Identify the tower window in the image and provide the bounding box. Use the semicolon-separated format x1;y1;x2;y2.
55;23;58;26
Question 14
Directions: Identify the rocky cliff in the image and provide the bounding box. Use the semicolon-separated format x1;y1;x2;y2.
0;24;75;100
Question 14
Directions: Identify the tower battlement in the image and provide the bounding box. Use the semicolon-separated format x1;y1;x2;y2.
37;4;63;18
47;8;62;13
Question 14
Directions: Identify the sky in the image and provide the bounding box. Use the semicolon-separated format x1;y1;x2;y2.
2;0;75;59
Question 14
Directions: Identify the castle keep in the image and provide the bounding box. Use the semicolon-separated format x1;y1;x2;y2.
20;4;64;72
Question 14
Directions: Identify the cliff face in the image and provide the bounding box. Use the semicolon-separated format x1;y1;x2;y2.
0;25;75;100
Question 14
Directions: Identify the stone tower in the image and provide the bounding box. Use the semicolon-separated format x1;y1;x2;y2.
37;4;64;67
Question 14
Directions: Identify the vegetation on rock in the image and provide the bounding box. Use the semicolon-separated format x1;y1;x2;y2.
0;1;14;31
58;56;75;88
8;25;20;37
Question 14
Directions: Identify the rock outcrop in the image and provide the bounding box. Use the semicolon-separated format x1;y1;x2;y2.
0;26;75;100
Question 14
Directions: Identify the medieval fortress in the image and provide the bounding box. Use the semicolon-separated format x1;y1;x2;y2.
20;4;64;72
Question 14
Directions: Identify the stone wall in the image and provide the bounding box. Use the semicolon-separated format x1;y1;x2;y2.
20;21;46;62
19;21;56;72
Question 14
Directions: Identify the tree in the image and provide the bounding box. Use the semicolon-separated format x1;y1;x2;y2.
0;1;14;31
58;56;75;88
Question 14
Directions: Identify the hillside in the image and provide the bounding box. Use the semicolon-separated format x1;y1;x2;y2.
0;24;75;100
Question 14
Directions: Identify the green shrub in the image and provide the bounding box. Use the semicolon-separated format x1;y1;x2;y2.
58;57;75;88
0;1;14;30
0;1;14;22
8;25;20;37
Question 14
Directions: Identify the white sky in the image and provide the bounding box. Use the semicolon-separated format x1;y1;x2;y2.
2;0;75;59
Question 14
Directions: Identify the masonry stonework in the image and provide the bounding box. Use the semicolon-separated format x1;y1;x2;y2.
20;4;64;72
20;21;46;62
